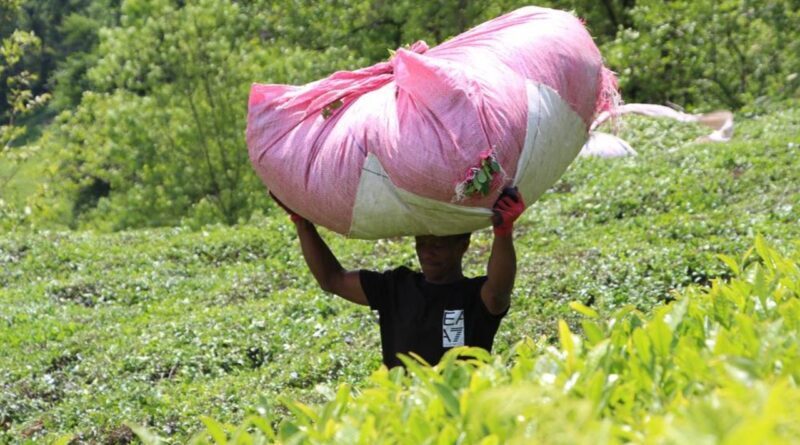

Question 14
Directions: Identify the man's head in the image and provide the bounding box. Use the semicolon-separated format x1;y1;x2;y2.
414;233;471;284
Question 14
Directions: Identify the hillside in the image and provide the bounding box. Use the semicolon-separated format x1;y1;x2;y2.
1;104;799;443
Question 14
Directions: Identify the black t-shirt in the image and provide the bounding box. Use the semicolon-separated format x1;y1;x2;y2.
360;266;508;368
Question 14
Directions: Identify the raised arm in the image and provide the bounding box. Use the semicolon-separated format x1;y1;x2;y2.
272;193;368;305
481;188;525;315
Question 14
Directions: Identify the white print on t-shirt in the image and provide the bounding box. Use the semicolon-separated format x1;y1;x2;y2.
442;309;465;347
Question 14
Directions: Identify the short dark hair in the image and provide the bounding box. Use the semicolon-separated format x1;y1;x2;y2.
449;232;471;243
414;233;472;244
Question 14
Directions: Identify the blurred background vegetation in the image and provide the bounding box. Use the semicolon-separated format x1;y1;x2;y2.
0;0;798;232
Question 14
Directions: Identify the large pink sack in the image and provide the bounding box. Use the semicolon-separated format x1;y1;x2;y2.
248;6;617;238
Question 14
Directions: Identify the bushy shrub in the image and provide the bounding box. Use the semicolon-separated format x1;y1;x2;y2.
602;0;800;110
0;199;29;231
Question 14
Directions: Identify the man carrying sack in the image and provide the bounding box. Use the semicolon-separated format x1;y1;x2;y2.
273;188;525;368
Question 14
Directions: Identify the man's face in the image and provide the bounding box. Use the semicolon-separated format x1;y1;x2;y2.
414;235;469;282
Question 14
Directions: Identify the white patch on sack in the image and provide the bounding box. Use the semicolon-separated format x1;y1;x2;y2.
512;82;588;205
442;309;465;347
349;154;492;239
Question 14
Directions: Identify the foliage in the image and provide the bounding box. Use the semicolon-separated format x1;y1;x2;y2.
0;29;46;138
263;0;631;63
1;106;798;442
46;0;120;112
459;151;503;198
180;237;800;444
0;221;381;443
0;0;120;114
37;0;370;229
0;2;50;224
603;0;800;110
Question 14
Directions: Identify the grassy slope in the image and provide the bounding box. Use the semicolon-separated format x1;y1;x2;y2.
1;104;798;443
0;108;58;206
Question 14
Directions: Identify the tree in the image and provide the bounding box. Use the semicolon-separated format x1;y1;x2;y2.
48;0;365;229
0;27;50;190
0;1;50;229
602;0;800;109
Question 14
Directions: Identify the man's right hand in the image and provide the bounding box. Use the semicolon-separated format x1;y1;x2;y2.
270;191;305;223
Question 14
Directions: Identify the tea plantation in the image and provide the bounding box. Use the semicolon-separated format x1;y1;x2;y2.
1;105;799;443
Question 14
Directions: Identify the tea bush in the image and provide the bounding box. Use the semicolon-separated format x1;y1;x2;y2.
174;237;800;444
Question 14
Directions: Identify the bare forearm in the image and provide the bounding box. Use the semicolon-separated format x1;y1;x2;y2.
294;219;344;291
483;234;516;313
290;219;368;305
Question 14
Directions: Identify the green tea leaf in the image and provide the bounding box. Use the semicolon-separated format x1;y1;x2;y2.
754;235;775;268
570;301;599;319
648;317;672;359
127;423;166;445
581;320;605;345
52;435;76;445
433;382;461;417
717;254;741;276
559;320;575;356
632;327;652;370
201;416;228;444
242;416;276;441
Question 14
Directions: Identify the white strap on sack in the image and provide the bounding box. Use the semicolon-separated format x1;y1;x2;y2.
581;104;735;158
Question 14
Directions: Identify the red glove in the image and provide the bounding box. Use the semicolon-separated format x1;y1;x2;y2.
491;187;525;237
269;192;305;223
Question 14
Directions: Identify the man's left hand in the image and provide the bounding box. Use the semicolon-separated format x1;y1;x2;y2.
491;187;525;237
